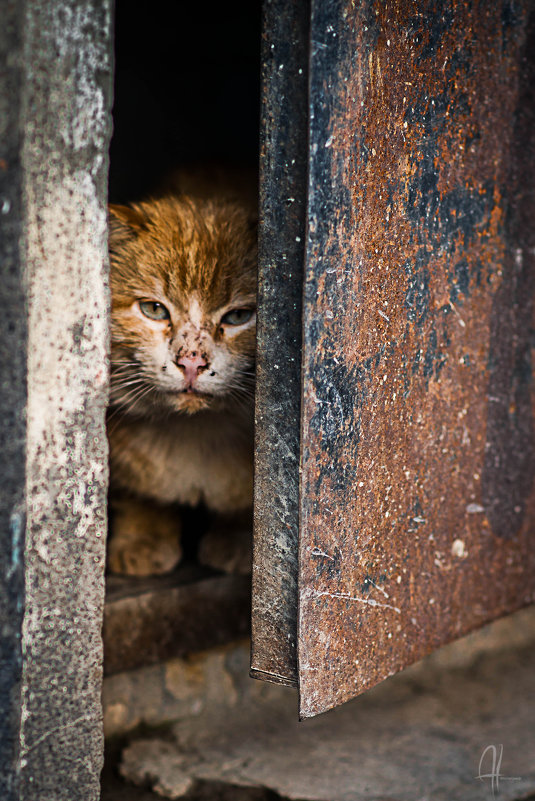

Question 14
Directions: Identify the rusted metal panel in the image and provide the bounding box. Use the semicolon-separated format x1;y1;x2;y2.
298;0;535;717
251;0;309;686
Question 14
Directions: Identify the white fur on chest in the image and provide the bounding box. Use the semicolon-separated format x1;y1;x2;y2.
109;410;253;512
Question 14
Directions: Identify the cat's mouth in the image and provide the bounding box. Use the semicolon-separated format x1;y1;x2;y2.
172;388;217;415
159;386;211;397
178;388;211;397
160;387;216;412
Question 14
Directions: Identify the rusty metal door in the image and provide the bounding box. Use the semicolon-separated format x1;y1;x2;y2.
253;0;535;717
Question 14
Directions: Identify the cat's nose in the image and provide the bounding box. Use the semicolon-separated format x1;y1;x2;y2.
177;353;209;385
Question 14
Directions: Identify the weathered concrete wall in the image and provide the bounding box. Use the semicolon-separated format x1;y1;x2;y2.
0;3;28;799
16;1;112;799
103;640;284;740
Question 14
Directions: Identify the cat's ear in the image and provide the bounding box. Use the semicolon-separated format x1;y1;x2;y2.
108;204;147;250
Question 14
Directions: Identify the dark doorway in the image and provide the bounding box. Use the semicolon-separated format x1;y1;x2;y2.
109;0;261;203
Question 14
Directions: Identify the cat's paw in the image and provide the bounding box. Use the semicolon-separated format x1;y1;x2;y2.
108;496;182;576
107;534;182;576
198;517;252;575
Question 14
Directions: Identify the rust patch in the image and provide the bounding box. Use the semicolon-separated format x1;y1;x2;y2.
298;0;535;717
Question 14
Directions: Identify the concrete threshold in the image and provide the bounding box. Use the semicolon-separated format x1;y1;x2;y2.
108;605;535;801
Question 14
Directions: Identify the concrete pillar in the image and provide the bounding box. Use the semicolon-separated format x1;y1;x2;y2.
0;1;112;799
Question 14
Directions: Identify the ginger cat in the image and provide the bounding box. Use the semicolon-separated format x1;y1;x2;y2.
107;191;257;576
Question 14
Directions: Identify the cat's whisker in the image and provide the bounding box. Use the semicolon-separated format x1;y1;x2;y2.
109;384;147;401
111;370;144;380
227;379;255;394
110;359;137;365
129;384;158;408
111;377;148;391
107;383;158;427
110;371;139;379
107;383;157;428
226;384;253;395
115;382;152;403
224;387;255;412
234;369;256;377
225;386;254;400
109;380;153;410
110;370;142;383
110;362;142;372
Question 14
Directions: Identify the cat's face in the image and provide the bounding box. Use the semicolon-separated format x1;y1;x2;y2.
108;196;257;417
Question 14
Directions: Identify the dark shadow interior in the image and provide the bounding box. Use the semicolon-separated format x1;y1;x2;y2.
109;0;261;203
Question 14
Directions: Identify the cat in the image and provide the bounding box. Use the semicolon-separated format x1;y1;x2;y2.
106;190;257;576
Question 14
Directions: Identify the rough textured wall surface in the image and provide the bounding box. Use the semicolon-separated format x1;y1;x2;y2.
0;3;27;799
18;1;112;799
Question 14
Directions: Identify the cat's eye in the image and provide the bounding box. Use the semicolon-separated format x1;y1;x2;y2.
220;308;254;326
139;300;170;321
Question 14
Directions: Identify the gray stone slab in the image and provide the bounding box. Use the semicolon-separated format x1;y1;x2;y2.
120;608;535;801
13;1;113;799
